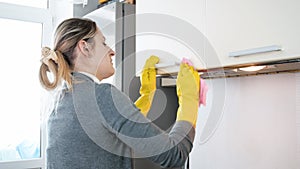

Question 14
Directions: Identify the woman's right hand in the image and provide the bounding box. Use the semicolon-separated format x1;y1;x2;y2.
176;63;200;127
134;55;159;116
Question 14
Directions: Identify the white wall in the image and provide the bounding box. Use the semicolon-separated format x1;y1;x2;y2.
49;0;73;30
191;72;300;169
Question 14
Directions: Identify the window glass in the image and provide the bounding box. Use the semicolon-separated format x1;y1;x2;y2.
0;0;47;8
0;18;42;162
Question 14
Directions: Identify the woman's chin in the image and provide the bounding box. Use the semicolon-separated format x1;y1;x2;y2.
103;70;115;79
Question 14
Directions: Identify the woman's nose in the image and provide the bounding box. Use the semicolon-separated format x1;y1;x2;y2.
110;48;115;57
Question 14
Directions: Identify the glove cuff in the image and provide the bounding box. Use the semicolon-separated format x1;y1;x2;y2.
176;98;199;127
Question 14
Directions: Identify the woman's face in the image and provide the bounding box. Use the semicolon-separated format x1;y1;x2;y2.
89;29;115;80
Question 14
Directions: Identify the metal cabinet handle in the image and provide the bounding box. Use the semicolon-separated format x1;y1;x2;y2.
229;45;282;57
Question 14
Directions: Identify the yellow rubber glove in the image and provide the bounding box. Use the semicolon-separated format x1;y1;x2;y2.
176;63;200;128
135;55;160;116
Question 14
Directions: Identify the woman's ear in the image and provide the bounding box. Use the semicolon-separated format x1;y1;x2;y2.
77;40;90;57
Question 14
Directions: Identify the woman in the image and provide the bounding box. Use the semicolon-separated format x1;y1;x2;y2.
39;18;200;169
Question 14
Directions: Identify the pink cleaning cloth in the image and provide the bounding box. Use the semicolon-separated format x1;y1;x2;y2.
181;58;208;107
199;79;208;106
182;58;193;67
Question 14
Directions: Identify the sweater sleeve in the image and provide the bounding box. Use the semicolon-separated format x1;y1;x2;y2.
95;83;195;168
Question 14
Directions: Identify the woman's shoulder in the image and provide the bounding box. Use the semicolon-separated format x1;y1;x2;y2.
95;83;134;106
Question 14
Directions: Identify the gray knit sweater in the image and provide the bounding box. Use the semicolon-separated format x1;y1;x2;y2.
46;72;195;169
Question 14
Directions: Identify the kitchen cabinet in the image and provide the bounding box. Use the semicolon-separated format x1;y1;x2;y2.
205;0;300;68
136;0;300;75
136;0;206;75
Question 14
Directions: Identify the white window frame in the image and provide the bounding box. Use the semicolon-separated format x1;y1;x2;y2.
0;2;52;169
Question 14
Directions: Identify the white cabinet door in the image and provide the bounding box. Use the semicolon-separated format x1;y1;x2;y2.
205;0;300;67
136;0;206;75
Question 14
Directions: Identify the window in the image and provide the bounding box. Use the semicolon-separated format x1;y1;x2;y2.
0;2;51;169
0;18;42;161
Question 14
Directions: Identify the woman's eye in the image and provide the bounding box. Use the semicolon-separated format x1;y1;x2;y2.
103;42;107;46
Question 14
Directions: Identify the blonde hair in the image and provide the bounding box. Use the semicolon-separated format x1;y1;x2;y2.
39;18;97;90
